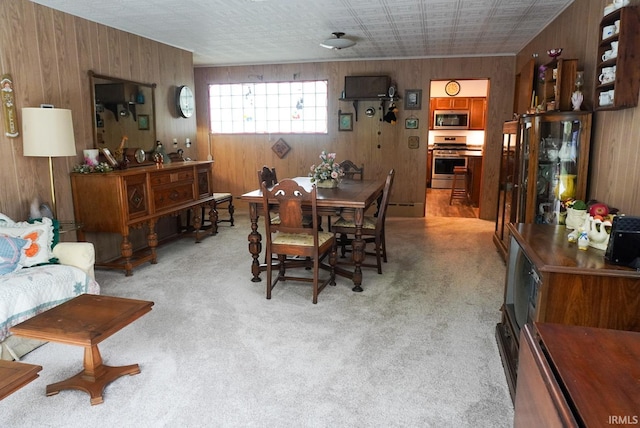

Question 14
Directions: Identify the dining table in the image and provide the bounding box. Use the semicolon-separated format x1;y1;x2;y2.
240;176;386;292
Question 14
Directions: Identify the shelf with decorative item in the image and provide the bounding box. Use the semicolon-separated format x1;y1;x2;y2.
595;4;640;110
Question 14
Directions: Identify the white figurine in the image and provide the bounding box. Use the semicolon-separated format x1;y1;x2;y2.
571;91;583;111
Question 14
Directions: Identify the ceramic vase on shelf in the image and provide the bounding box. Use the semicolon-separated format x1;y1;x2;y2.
316;179;338;188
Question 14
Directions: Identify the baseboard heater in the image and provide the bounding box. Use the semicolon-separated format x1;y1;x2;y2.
388;203;415;207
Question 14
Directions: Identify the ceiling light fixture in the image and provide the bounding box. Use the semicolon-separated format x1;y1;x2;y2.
320;32;356;50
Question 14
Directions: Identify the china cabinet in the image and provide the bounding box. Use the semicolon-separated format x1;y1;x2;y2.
493;111;592;260
495;223;640;401
595;5;640;110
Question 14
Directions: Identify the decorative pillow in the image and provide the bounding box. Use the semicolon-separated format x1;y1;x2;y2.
0;235;30;275
0;217;54;267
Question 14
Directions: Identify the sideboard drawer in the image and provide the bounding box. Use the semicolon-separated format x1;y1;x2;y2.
150;169;193;186
153;183;194;210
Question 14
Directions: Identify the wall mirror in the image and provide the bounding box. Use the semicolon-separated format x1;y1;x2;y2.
89;71;156;160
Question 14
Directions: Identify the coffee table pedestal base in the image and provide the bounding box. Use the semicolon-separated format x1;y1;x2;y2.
46;344;140;405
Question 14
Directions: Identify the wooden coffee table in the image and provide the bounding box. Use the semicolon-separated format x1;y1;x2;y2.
10;294;154;405
0;360;42;400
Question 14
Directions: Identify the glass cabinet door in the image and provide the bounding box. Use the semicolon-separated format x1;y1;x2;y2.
517;112;591;225
533;118;584;224
495;121;519;248
517;117;533;223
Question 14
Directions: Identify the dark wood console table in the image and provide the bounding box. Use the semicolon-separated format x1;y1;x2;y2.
71;161;216;276
496;223;640;401
515;323;640;427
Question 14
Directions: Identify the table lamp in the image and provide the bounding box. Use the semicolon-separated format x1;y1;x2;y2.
22;107;76;219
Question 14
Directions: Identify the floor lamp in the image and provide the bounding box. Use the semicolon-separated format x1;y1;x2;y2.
22;107;76;219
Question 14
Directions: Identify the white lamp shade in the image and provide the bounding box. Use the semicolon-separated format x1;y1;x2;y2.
22;107;76;157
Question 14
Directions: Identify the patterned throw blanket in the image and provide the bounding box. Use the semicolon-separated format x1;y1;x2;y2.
0;264;100;342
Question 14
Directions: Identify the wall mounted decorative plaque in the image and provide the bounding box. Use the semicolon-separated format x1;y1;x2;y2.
272;138;291;159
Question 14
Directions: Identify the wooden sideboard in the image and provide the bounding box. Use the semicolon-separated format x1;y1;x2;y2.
515;323;640;427
71;161;216;275
496;223;640;400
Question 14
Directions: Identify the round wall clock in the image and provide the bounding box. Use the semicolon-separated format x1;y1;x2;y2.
176;85;194;118
445;80;461;96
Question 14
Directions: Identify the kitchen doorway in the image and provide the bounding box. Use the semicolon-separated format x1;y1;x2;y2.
426;78;489;218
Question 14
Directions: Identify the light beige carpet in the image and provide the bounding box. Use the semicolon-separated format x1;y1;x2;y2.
0;214;513;427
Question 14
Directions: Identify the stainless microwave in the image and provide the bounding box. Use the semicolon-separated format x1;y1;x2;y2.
433;110;470;129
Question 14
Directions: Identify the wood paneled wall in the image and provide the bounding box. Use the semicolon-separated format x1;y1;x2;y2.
516;0;640;216
0;0;196;223
195;57;516;220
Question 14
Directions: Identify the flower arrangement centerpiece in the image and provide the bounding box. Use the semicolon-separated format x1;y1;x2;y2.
72;162;114;174
309;151;344;188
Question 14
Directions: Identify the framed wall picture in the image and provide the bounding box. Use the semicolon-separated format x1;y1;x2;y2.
404;89;422;110
339;112;353;131
138;114;149;130
405;118;419;129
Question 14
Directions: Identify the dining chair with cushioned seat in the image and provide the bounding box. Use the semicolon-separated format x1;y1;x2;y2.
261;179;337;304
331;169;395;274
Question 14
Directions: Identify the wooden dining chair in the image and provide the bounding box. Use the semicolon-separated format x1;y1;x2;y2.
331;169;395;274
261;179;337;304
339;160;364;181
257;165;278;188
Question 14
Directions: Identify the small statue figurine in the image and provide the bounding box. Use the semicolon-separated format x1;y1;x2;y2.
153;140;171;164
571;91;583;111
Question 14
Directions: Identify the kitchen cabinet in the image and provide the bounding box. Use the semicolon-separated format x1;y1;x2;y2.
71;161;216;276
493;111;592;260
428;97;485;129
432;97;469;110
595;5;640;110
466;155;482;206
537;58;577;111
469;98;486;129
514;323;640;427
495;223;640;401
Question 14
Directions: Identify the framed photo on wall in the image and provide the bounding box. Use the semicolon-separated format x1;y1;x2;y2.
404;89;422;110
405;118;419;129
138;114;149;130
339;112;353;131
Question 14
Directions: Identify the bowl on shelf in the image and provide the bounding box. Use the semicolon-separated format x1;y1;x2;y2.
547;48;563;59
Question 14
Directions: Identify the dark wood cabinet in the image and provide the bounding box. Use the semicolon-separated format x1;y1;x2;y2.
71;161;216;276
596;5;640;110
495;223;640;401
515;323;640;427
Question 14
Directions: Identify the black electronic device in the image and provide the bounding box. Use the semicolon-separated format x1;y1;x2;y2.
605;216;640;269
343;75;391;99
